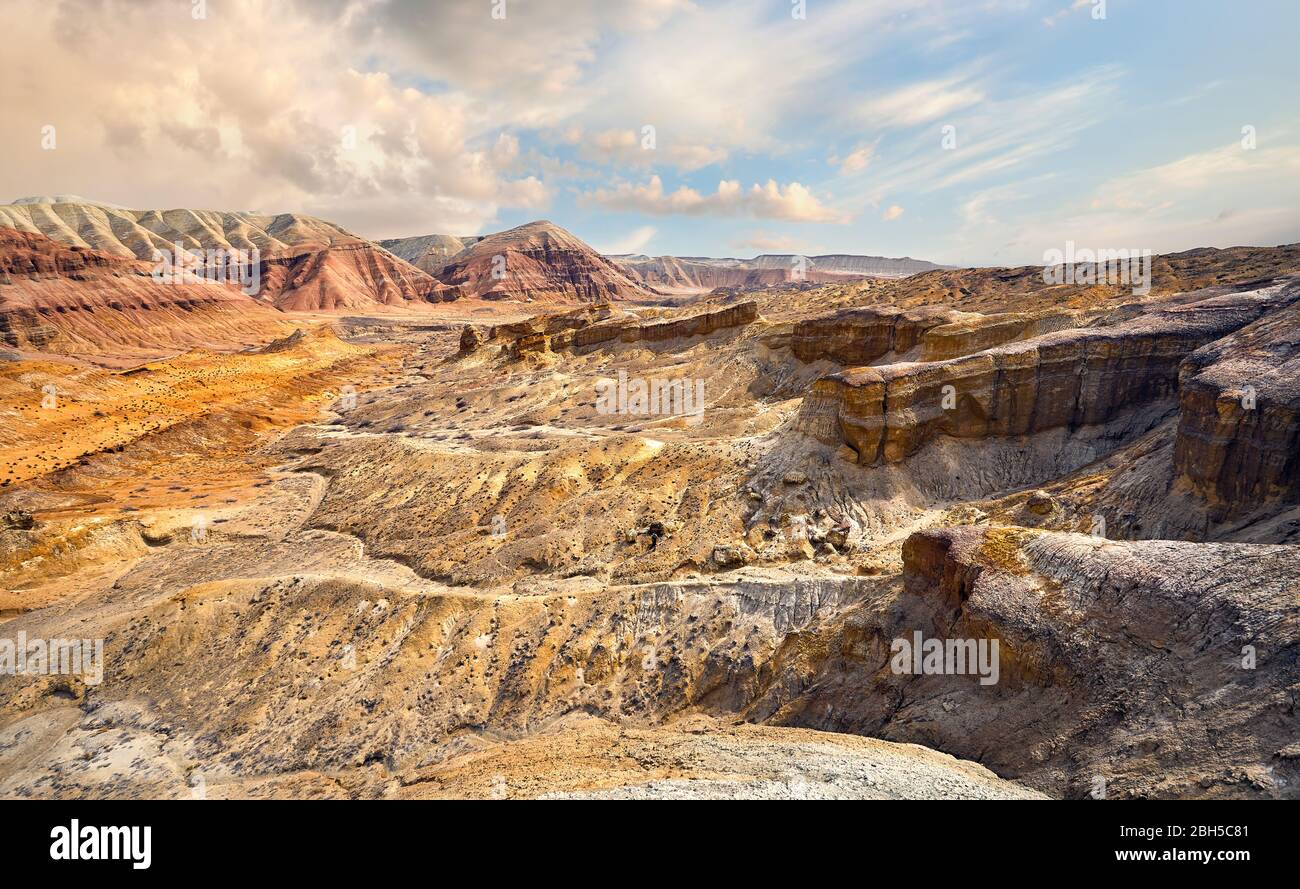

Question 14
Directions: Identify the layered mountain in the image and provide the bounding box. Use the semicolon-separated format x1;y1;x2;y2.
430;220;652;302
2;201;664;309
378;233;482;275
0;199;445;312
612;252;947;292
258;241;446;311
0;227;293;365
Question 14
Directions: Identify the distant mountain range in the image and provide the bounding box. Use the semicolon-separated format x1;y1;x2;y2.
0;198;440;311
0;196;947;325
381;227;949;296
609;252;949;292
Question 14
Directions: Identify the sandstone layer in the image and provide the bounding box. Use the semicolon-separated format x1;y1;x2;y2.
0;228;293;364
0;200;443;312
472;300;759;359
757;526;1300;798
796;284;1300;471
1173;297;1300;518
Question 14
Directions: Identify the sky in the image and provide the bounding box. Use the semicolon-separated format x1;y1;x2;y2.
2;0;1298;266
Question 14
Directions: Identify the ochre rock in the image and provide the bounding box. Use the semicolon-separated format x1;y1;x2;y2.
797;286;1300;466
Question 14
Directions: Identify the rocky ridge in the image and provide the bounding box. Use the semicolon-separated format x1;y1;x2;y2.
0;227;293;364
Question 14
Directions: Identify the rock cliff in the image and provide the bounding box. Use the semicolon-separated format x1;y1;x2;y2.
797;285;1300;471
758;526;1300;798
1173;295;1300;519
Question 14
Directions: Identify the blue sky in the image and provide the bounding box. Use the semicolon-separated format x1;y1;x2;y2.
484;0;1300;264
5;0;1298;267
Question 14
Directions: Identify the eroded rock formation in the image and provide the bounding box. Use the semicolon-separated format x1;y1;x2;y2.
797;285;1300;471
1173;296;1300;518
759;525;1300;798
473;300;759;359
0;227;293;364
0;199;445;312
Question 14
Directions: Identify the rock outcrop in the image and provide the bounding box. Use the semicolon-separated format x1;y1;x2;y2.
791;306;967;364
458;324;485;354
762;526;1300;798
480;301;759;359
793;304;1114;366
488;302;619;340
1172;294;1300;519
568;300;759;350
797;285;1300;468
918;309;1097;361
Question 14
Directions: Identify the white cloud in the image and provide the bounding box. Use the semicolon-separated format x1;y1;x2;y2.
1090;141;1300;212
0;0;555;239
859;75;985;128
596;225;658;255
882;204;905;221
944;143;1300;264
581;176;850;223
730;231;816;253
1043;0;1098;28
830;144;875;174
579;128;727;171
846;65;1126;206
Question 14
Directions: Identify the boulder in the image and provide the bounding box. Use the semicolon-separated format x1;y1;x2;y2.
458;324;484;354
711;544;753;568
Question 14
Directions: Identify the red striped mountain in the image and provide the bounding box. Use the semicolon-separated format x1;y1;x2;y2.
0;227;293;365
0;199;445;312
425;220;652;303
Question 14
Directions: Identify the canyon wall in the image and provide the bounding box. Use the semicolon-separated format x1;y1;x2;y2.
796;287;1299;468
758;525;1300;798
1172;295;1300;519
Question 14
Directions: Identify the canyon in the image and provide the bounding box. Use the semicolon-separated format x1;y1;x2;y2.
0;198;1296;799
